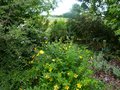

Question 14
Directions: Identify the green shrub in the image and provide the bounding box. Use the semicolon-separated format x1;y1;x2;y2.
0;42;105;90
67;14;119;51
49;19;67;42
0;16;49;71
0;1;56;89
0;0;55;71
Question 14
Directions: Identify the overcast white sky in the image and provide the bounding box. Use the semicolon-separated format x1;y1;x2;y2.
50;0;80;15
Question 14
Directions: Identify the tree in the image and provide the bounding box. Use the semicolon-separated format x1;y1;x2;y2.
78;0;120;30
78;0;120;48
63;3;81;18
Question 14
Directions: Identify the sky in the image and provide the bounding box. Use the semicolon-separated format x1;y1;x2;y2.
50;0;80;15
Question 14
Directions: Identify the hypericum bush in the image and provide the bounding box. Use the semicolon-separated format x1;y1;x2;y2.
0;42;104;90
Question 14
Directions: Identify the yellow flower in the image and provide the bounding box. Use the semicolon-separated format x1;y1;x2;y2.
90;56;93;59
77;83;82;88
79;56;83;59
68;46;71;48
54;84;59;90
65;85;69;90
39;50;44;54
67;72;70;76
44;74;50;79
36;50;44;56
52;59;55;62
74;74;78;78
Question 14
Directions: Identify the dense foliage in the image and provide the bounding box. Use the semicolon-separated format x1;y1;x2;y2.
80;0;120;38
65;0;120;54
0;0;120;89
49;19;67;41
0;42;105;90
0;0;57;71
67;13;119;51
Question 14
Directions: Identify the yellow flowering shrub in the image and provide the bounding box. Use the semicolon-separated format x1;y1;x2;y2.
9;42;105;90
